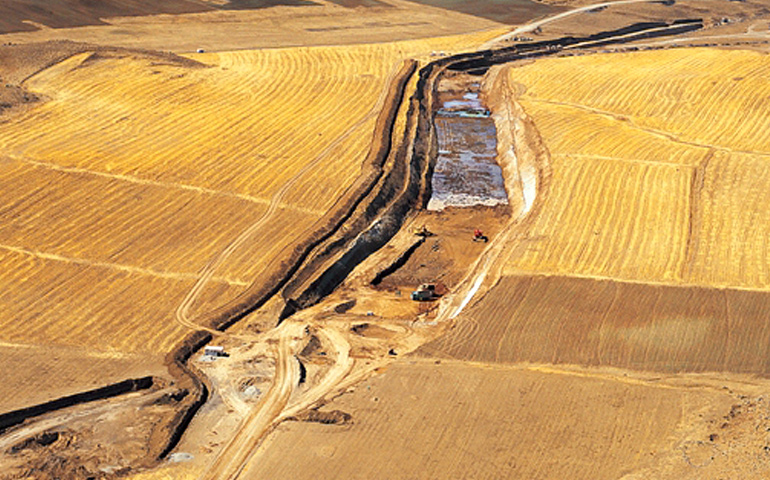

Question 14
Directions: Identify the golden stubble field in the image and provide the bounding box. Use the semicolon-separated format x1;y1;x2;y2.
0;30;501;411
0;0;506;52
504;47;770;289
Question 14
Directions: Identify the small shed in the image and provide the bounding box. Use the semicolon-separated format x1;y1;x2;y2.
204;345;226;357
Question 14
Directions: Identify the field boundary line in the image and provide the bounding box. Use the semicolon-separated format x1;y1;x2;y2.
525;98;770;158
6;154;324;216
410;357;770;394
0;243;248;286
174;87;384;332
501;269;770;294
553;153;701;168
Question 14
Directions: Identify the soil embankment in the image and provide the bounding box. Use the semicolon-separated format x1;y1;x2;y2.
0;377;153;433
483;67;551;220
190;59;418;334
280;59;442;316
155;59;418;460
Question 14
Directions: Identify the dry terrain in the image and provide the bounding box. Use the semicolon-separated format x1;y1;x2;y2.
502;47;770;288
225;20;770;480
245;359;770;479
0;0;509;52
0;31;501;358
0;11;504;477
3;1;770;479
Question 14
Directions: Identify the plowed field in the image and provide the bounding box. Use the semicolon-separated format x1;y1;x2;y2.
421;275;770;375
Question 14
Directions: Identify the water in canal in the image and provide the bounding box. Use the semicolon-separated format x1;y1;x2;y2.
427;91;508;211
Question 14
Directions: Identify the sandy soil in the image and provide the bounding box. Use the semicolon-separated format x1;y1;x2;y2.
246;359;770;480
373;206;510;290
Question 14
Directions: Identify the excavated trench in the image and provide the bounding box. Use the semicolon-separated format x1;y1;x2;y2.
428;87;509;211
21;17;703;468
163;14;706;462
277;19;706;324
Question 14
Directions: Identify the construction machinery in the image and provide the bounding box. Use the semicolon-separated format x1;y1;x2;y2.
473;229;488;243
414;224;433;237
411;283;437;301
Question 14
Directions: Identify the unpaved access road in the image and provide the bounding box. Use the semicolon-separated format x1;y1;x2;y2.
482;0;658;48
199;322;353;480
198;324;303;480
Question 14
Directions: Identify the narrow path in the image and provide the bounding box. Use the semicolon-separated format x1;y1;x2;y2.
279;326;353;420
527;97;770;158
5;153;323;216
0;243;248;286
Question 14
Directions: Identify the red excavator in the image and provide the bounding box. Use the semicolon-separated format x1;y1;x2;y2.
473;229;488;243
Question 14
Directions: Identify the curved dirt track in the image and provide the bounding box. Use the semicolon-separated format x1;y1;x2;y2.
199;324;303;480
481;0;653;48
174;59;418;336
174;102;385;334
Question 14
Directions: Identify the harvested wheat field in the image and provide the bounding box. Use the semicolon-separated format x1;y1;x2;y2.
421;275;770;374
0;0;510;52
0;343;166;413
3;0;770;478
500;48;770;288
0;34;489;353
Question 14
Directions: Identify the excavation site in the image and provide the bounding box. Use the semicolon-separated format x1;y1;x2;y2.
2;0;770;478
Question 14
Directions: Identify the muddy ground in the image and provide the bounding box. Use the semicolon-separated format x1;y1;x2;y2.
374;206;510;290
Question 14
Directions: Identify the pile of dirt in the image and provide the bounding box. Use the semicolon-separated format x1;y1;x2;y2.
288;408;351;425
350;323;397;340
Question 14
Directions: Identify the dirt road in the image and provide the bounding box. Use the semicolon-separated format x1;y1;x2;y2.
198;324;303;480
279;326;353;420
481;0;653;48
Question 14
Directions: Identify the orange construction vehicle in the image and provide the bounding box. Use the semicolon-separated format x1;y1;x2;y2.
473;229;488;243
